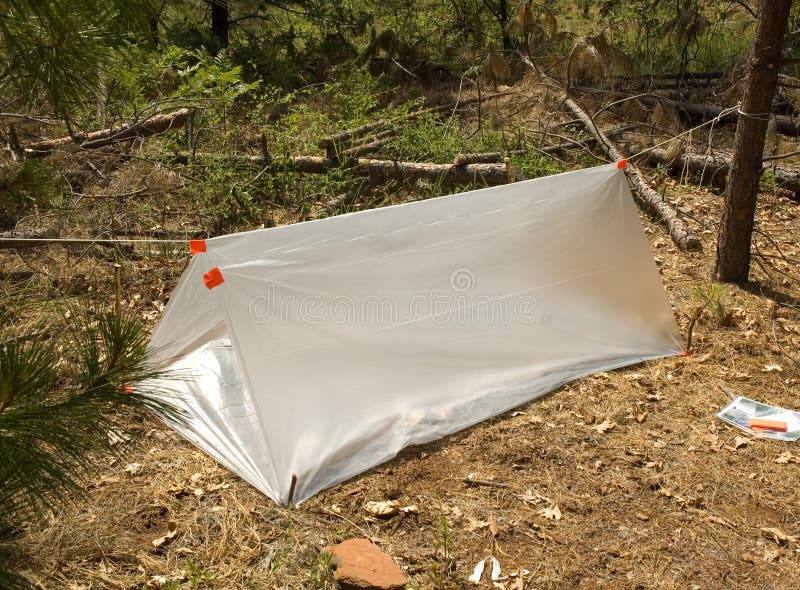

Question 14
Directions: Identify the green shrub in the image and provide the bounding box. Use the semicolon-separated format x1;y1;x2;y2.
0;161;60;231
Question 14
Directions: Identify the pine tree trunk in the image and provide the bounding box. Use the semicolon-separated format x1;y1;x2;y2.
209;0;229;49
714;0;792;283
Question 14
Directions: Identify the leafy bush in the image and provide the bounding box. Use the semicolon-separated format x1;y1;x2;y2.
106;45;260;120
181;159;266;234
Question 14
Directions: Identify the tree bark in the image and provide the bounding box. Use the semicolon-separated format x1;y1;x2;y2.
715;0;792;283
209;0;229;49
451;127;633;165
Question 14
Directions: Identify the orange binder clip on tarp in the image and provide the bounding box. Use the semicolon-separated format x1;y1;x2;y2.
616;159;627;170
189;239;207;255
203;267;224;290
748;418;787;432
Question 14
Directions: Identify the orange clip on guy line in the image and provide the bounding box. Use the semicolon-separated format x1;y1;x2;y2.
748;418;787;432
203;267;224;290
616;159;627;170
189;239;207;255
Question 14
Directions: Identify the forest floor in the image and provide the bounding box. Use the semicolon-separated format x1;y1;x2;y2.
4;77;800;589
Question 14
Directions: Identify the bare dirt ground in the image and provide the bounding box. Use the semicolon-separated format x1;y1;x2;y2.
4;82;800;589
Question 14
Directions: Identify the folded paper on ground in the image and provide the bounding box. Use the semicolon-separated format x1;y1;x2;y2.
146;163;683;505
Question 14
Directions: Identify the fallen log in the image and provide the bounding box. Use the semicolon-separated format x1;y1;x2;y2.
646;148;730;188
284;156;336;174
645;148;800;201
521;57;702;251
568;90;800;137
174;152;515;186
645;79;717;90
637;95;800;137
354;158;511;185
617;71;724;81
25;108;190;157
453;151;524;165
766;163;800;199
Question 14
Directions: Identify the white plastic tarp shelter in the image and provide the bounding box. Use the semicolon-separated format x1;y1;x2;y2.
147;163;683;506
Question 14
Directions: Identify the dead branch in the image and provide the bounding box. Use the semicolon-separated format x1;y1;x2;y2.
685;304;708;354
339;133;395;159
463;475;510;488
520;57;702;250
24;108;190;157
452;127;633;165
763;148;800;162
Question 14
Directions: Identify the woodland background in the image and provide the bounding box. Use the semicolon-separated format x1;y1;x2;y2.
2;1;800;589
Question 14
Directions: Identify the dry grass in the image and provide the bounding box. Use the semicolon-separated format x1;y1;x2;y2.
3;85;800;590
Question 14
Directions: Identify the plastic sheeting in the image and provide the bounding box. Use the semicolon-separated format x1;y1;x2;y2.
147;163;683;506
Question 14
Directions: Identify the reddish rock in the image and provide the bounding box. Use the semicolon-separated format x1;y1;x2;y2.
323;538;407;590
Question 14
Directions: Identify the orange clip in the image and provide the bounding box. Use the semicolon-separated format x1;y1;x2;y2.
678;350;690;357
123;385;134;394
616;159;627;170
189;239;207;255
203;266;224;290
748;418;787;432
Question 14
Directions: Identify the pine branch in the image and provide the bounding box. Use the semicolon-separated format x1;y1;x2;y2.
0;307;183;535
